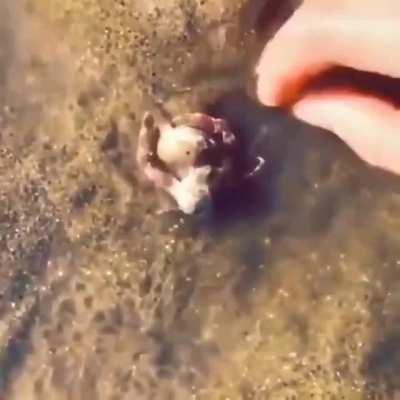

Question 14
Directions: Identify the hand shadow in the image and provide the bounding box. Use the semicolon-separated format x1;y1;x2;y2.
192;90;400;238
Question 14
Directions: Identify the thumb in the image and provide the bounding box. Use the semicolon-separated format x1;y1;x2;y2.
292;91;400;175
256;10;400;107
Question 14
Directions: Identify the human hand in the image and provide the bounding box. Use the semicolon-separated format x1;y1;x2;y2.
256;0;400;175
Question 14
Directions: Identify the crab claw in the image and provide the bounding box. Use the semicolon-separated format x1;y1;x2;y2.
137;112;174;188
137;112;159;165
167;166;212;214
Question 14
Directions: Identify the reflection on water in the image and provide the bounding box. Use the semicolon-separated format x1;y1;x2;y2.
1;0;400;399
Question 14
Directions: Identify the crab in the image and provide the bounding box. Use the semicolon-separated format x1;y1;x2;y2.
136;111;264;214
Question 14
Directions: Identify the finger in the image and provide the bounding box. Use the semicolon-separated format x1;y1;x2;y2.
292;90;400;175
256;11;400;107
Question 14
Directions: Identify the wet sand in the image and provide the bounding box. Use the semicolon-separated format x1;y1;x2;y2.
1;1;400;399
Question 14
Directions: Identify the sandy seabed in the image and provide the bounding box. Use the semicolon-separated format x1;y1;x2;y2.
0;1;400;399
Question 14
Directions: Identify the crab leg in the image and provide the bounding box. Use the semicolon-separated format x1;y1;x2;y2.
172;113;215;133
244;156;266;179
175;114;237;149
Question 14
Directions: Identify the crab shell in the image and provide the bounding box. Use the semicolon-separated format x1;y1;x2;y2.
156;124;208;180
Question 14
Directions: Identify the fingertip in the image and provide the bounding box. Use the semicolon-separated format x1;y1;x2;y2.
255;43;298;106
255;29;320;107
255;58;279;107
292;92;400;175
292;96;333;130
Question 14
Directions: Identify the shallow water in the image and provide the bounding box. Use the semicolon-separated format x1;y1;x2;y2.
1;0;400;399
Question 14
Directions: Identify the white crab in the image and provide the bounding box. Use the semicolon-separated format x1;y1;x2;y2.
136;111;237;214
